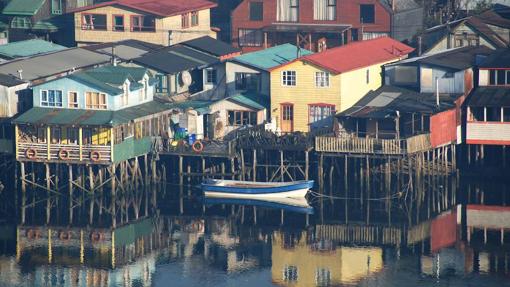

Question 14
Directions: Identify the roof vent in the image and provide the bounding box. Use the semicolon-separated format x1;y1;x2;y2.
17;69;22;80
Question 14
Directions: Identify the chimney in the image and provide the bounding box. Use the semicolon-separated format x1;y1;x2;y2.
17;69;22;80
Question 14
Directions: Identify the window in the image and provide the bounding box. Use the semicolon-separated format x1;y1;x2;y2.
191;11;199;26
51;0;62;14
11;17;31;29
351;28;359;41
314;0;336;20
282;71;296;86
113;15;124;31
489;69;510;85
309;104;334;124
68;92;78;108
227;111;257;126
235;73;260;91
85;92;107;109
360;4;375;24
37;128;46;143
181;13;190;28
67;128;78;144
277;0;299;22
283;265;298;282
250;2;264;21
51;128;61;144
366;69;370;84
131;15;155;32
362;32;388;40
315;72;329;87
282;104;293;121
156;74;169;93
238;29;263;46
81;14;107;30
206;69;217;84
315;268;331;287
41;90;63;107
121;83;129;106
142;78;148;101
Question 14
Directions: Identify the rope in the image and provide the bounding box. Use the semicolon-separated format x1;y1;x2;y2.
308;190;403;201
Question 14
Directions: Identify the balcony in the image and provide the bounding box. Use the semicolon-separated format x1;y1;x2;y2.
466;121;510;145
17;142;111;164
315;133;432;155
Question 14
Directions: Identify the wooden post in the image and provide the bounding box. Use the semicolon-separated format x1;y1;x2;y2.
252;149;257;182
68;165;73;224
45;163;51;224
46;126;51;160
111;164;116;228
305;151;309;180
202;157;206;181
231;158;235;180
88;165;95;224
280;151;284;182
20;162;26;224
221;162;225;180
78;128;83;161
179;156;183;186
240;149;245;181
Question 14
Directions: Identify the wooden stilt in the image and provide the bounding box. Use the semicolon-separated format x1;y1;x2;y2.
45;163;51;224
88;165;95;224
20;162;26;224
68;165;73;224
252;149;257;182
305;151;309;180
280;151;284;182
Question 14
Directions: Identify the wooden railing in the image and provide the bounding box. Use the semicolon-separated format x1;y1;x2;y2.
17;142;111;163
315;133;432;155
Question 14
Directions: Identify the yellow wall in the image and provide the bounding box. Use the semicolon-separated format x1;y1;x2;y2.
271;231;383;286
75;7;215;46
270;59;401;132
270;61;342;132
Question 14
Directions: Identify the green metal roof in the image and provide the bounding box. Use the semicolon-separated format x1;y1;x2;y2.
12;100;173;126
170;100;212;114
227;92;267;110
3;0;46;15
69;65;149;95
232;44;313;71
31;20;59;31
0;39;65;59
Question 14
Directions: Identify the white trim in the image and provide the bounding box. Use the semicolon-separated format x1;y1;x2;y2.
67;91;79;109
281;70;297;87
40;89;64;108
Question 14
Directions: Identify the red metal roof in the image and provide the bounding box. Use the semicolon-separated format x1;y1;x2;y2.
300;37;414;74
70;0;217;17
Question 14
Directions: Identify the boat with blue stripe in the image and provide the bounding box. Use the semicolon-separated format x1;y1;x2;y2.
201;179;314;199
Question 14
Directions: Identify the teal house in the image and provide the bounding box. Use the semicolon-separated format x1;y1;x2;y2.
13;65;173;165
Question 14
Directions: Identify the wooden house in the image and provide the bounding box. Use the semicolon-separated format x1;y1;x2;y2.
270;37;413;133
230;0;393;53
71;0;217;47
417;9;510;55
132;37;240;103
466;49;510;147
316;45;492;155
1;0;93;45
12;65;173;165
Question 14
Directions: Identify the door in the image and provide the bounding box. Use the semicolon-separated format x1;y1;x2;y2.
281;103;294;133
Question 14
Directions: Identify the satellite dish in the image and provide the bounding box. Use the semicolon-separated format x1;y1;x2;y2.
179;71;192;87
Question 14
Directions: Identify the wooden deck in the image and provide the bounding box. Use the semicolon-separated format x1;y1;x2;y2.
16;142;112;164
159;139;235;158
315;133;432;155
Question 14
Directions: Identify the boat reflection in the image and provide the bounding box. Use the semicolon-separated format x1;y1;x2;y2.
203;196;314;215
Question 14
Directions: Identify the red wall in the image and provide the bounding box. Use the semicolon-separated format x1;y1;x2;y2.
430;109;457;148
431;211;458;253
231;0;391;51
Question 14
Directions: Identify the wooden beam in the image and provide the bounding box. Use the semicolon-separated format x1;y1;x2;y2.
79;128;83;161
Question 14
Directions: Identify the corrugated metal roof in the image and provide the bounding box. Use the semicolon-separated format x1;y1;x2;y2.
467;86;510;107
227;92;267;110
133;45;218;74
181;36;240;57
232;44;312;71
0;48;110;82
3;0;45;15
83;40;164;61
13;100;173;126
339;85;461;119
0;40;66;59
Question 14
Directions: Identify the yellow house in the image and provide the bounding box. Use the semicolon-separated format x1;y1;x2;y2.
269;37;414;132
271;231;383;286
72;0;217;46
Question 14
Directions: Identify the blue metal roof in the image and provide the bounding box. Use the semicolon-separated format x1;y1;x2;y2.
232;44;313;71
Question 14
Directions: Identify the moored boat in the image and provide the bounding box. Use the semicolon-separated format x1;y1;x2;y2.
201;179;314;199
204;197;314;214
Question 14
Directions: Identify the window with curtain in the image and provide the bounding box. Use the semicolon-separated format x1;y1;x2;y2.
238;29;263;46
277;0;299;22
309;104;334;124
314;0;336;20
41;90;63;107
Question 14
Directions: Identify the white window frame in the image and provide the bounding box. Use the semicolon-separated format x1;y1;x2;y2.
206;69;217;85
281;70;297;87
85;91;108;110
315;71;330;87
68;91;79;108
40;89;63;107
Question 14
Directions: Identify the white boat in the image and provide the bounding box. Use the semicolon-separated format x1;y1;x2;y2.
201;179;314;199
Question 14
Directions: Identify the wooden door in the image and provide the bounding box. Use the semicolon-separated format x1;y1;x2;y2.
281;103;294;133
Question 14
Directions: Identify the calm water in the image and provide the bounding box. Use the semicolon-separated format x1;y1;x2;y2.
1;176;510;287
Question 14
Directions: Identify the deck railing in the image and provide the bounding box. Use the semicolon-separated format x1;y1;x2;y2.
17;142;111;163
315;133;432;155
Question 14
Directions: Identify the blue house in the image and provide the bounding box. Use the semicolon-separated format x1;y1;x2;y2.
13;65;173;165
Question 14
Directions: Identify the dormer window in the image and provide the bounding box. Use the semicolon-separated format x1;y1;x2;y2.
141;78;148;101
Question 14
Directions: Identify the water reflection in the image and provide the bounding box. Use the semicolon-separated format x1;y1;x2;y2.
0;177;510;286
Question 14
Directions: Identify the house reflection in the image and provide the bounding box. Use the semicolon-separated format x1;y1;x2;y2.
271;230;383;286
